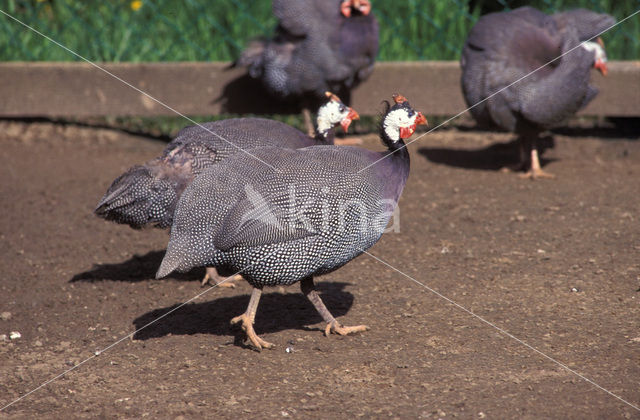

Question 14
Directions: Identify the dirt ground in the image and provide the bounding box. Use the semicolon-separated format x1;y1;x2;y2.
0;118;639;419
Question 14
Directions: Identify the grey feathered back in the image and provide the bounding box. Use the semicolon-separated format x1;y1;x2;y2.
552;8;617;41
237;0;379;103
173;118;318;155
460;6;615;133
157;144;408;285
95;118;324;229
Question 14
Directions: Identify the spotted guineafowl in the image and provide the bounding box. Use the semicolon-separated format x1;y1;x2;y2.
156;94;427;350
461;7;615;178
237;0;378;135
95;93;358;287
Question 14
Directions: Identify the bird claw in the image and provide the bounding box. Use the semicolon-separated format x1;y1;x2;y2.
230;313;274;351
324;321;369;337
518;169;556;180
200;274;210;287
500;162;527;173
201;270;240;288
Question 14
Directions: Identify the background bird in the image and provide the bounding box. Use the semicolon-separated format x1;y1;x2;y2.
236;0;379;136
95;93;358;287
156;94;427;350
460;7;615;179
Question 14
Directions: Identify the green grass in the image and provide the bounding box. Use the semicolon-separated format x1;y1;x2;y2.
106;113;313;139
1;0;638;62
56;113;379;140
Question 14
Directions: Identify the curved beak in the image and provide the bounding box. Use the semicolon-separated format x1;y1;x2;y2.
594;59;608;76
340;107;360;132
415;112;428;127
399;112;428;139
594;37;608;76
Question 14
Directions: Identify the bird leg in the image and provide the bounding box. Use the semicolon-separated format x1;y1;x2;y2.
200;266;240;288
499;137;528;173
300;277;369;337
302;107;315;137
519;138;555;180
230;287;274;350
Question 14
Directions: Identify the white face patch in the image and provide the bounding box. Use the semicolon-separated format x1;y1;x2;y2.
316;101;349;134
383;108;417;142
582;41;607;63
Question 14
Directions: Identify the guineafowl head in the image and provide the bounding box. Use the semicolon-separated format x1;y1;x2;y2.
380;94;428;148
581;38;608;76
316;91;360;139
340;0;371;17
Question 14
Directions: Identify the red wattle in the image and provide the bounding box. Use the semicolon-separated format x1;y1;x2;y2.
399;126;415;139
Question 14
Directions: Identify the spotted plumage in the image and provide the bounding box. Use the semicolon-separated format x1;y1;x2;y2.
157;95;427;350
95;96;356;230
157;146;389;286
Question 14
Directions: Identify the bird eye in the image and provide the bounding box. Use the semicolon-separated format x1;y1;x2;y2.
407;110;414;117
339;105;346;113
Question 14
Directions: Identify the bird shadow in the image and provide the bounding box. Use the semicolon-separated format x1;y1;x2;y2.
131;281;355;345
1;116;172;142
455;119;639;140
214;73;302;115
551;119;640;140
70;250;199;283
418;136;555;171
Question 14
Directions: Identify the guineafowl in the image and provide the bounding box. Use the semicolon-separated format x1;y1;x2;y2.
156;94;427;350
460;7;615;178
237;0;378;136
95;93;358;287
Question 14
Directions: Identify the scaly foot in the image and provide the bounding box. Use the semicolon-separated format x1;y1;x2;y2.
324;321;369;337
201;267;240;288
500;161;527;173
230;313;274;350
301;277;370;339
519;142;554;179
519;168;556;180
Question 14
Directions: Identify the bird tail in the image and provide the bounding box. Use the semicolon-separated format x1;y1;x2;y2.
95;164;178;230
156;248;180;279
233;39;267;77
